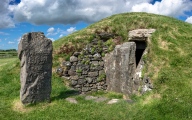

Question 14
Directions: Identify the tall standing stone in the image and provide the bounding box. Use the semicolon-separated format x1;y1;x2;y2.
18;32;52;104
104;42;136;96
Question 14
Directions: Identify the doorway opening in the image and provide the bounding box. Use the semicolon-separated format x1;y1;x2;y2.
133;41;147;67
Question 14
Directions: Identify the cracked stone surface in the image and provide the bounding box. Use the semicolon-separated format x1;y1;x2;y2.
18;32;52;104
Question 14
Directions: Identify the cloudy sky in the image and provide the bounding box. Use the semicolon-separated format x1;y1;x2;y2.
0;0;192;49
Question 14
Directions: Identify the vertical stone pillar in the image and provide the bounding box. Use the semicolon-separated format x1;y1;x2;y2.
104;42;136;96
18;32;52;104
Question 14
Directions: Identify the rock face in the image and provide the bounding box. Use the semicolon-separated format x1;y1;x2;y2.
18;32;52;104
104;42;136;95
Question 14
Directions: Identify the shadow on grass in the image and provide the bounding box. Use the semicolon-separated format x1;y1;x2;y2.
51;89;80;101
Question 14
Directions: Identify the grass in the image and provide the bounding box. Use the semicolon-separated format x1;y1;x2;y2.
1;12;192;119
0;50;17;58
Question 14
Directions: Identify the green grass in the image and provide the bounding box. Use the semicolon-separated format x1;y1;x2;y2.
1;12;192;119
0;58;18;70
0;51;17;58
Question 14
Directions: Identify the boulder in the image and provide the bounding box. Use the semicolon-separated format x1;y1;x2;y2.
18;32;52;104
104;42;136;96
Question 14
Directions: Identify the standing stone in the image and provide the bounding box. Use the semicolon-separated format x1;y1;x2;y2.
18;32;52;104
104;42;136;96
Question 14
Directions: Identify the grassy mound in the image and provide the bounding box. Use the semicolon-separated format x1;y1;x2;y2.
1;12;192;119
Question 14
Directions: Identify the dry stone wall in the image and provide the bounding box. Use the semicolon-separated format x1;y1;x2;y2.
58;33;116;93
18;32;52;104
57;29;155;96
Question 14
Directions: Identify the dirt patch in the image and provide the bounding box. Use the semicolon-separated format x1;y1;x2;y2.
159;40;170;50
12;99;55;113
12;100;33;113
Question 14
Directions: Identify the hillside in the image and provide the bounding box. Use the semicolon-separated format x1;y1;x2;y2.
1;12;192;119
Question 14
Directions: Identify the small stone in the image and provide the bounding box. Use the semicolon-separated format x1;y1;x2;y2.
98;32;114;41
107;99;119;104
63;61;71;67
85;96;98;100
82;87;89;92
91;84;97;89
97;86;102;90
94;97;108;103
82;70;88;75
56;67;63;76
68;70;76;76
78;79;86;85
66;98;78;104
86;77;93;83
73;52;80;57
88;72;98;77
99;61;104;66
93;53;101;59
91;61;99;66
70;56;78;62
70;66;76;71
91;89;97;92
71;80;78;86
71;75;79;80
75;85;81;88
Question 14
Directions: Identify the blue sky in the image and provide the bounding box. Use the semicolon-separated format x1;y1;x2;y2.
0;0;192;50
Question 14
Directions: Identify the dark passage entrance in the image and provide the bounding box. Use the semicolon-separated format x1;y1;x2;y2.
134;41;147;67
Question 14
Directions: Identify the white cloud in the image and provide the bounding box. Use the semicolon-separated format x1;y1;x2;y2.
186;16;192;24
48;38;55;41
10;0;160;25
59;34;63;38
131;0;192;17
47;27;55;33
0;0;15;28
8;41;15;44
67;27;77;33
0;0;191;28
47;27;58;36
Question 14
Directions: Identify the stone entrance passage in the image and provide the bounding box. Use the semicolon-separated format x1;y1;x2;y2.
104;29;155;96
134;41;147;67
18;32;52;104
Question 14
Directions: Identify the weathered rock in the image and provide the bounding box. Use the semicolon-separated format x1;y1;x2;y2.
86;77;93;83
91;61;99;66
85;96;98;100
56;67;63;76
18;32;52;104
128;29;156;41
99;61;104;67
107;99;119;104
70;56;78;62
64;61;72;67
94;97;108;103
82;87;89;92
71;80;78;86
73;52;80;57
70;75;79;80
104;42;136;96
98;32;115;41
66;98;78;104
88;72;98;77
68;70;76;76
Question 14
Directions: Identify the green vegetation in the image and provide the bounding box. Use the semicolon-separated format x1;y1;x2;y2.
0;49;17;58
1;12;192;119
97;73;106;82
